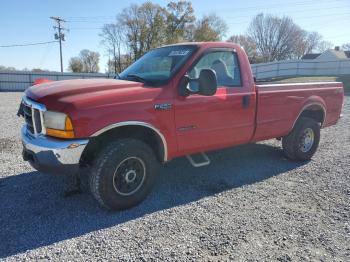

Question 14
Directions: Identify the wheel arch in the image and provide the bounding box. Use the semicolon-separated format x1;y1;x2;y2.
290;102;326;132
80;121;168;166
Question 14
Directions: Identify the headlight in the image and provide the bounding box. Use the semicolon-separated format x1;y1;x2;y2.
43;111;75;139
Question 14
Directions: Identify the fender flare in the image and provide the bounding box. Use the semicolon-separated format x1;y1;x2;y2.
91;121;168;162
290;102;326;132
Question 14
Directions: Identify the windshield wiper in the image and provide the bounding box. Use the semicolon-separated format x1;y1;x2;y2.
126;74;146;83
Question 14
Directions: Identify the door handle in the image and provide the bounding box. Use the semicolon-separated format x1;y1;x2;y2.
242;95;250;109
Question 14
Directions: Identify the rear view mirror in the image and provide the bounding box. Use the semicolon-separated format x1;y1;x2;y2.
178;69;217;97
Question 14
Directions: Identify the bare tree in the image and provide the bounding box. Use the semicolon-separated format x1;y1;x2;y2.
248;13;305;62
342;43;350;50
70;49;100;73
317;40;333;52
305;32;323;53
294;31;334;58
165;1;195;44
191;14;228;42
68;57;84;72
106;54;132;73
227;35;260;63
100;23;124;74
80;49;100;73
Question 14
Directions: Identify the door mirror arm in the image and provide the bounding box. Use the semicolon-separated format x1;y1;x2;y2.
178;75;192;97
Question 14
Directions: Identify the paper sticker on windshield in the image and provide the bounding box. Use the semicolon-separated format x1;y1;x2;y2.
168;50;190;56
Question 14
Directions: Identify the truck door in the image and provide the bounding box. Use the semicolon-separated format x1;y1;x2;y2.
174;48;256;155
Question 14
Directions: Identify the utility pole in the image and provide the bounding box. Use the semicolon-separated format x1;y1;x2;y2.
50;16;66;73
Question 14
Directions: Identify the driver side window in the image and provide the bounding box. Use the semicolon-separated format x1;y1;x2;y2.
189;50;241;87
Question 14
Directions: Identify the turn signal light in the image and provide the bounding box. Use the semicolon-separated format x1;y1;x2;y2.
65;116;74;131
46;128;75;139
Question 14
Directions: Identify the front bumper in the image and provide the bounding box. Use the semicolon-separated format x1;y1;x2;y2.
21;126;89;174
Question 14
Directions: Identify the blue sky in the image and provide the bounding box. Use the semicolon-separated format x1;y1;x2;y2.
1;0;349;72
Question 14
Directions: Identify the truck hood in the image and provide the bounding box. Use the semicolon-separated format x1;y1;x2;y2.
25;78;144;103
24;78;168;138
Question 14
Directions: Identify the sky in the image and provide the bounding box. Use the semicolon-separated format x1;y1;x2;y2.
0;0;349;72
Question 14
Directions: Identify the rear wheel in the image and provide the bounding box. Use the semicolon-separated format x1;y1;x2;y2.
282;117;320;161
90;138;159;210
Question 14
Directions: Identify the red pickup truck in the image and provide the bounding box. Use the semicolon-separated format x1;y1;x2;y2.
20;42;344;210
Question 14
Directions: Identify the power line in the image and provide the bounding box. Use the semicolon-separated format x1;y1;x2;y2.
63;0;346;18
65;9;350;27
225;6;350;20
0;41;58;48
61;0;350;30
67;20;114;23
213;0;346;13
66;2;345;24
66;15;115;20
69;27;103;30
38;42;54;69
67;11;350;30
226;11;350;25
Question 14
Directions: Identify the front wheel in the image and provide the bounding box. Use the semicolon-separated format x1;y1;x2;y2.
282;117;321;161
90;139;159;210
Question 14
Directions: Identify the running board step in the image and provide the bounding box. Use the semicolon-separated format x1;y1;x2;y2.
186;152;210;167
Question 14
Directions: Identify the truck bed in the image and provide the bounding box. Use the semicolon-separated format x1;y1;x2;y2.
253;81;343;141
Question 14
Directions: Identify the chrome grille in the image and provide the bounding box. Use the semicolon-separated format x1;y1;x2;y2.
33;109;42;133
23;104;34;133
22;96;46;135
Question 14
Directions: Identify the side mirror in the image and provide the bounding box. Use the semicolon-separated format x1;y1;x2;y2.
178;69;217;97
198;69;217;96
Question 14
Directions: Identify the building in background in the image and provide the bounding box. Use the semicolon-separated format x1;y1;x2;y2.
301;47;350;61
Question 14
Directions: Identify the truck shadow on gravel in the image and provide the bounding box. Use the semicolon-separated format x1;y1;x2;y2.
0;143;307;258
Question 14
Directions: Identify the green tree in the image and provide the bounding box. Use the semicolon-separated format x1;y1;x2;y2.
191;14;228;42
165;1;195;44
119;2;167;61
100;1;228;70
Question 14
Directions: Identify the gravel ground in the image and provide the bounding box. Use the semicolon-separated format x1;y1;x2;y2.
0;92;349;261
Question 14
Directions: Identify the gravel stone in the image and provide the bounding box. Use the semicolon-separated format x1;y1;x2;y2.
0;92;349;261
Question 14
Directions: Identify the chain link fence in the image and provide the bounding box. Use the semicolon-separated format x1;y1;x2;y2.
0;71;115;91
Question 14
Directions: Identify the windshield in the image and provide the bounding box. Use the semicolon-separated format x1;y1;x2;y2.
119;45;197;85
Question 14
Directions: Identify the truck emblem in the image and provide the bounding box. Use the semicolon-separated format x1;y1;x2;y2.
154;103;172;110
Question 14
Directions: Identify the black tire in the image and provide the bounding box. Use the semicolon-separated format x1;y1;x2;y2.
90;138;159;210
282;117;320;161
